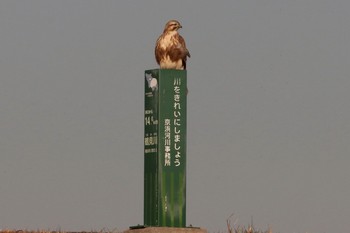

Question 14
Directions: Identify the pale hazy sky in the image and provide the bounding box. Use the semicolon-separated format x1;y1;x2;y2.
1;1;350;233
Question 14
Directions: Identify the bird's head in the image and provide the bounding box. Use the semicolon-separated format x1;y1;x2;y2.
163;20;182;33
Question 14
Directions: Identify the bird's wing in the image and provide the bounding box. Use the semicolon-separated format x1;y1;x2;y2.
178;35;190;58
155;35;165;64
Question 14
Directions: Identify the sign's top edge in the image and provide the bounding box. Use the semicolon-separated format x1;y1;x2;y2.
145;69;187;73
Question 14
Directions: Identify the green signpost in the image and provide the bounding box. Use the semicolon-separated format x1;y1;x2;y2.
144;69;187;227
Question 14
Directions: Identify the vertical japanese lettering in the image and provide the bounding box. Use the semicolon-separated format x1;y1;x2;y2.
173;77;182;167
164;119;171;166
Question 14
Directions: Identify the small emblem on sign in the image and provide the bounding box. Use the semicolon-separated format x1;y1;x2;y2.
145;73;158;91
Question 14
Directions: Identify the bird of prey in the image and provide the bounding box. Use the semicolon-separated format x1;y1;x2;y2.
155;20;190;70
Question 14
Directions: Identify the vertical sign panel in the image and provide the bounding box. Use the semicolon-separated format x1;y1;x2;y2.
144;69;187;227
144;70;160;226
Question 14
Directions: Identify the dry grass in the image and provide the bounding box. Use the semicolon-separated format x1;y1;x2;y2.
226;214;272;233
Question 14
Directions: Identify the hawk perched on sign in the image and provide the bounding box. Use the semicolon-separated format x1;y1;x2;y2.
155;20;191;70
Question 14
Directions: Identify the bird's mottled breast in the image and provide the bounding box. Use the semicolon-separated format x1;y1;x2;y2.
158;31;179;50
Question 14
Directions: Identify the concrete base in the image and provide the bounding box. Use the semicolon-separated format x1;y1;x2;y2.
124;227;207;233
